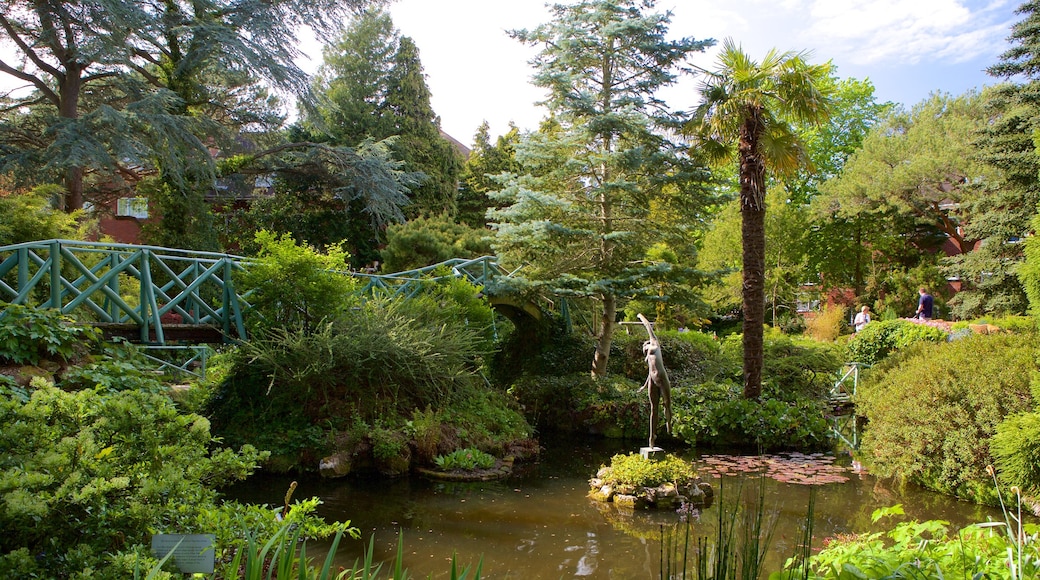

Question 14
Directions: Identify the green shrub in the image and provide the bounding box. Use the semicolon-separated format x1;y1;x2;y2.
209;292;528;470
615;330;727;385
435;448;496;471
239;230;359;333
599;453;695;488
856;334;1035;503
788;504;1040;579
671;382;831;451
58;341;168;394
380;213;492;273
844;318;948;365
0;185;84;246
991;412;1040;496
0;385;268;578
506;372;647;438
0;302;100;364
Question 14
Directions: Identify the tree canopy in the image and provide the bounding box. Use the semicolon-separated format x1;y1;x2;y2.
492;0;715;377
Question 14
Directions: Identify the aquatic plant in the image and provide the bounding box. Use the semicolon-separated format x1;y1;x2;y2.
659;478;783;580
435;448;496;471
780;467;1040;579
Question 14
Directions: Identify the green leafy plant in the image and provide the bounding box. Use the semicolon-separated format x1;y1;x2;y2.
239;230;359;334
856;334;1035;503
0;302;100;364
0;384;269;578
435;448;496;471
599;453;695;489
844;318;948;365
785;500;1040;579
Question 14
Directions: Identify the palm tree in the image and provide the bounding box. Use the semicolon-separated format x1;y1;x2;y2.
688;39;832;400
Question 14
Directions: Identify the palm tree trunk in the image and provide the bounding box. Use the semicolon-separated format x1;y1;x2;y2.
739;113;766;400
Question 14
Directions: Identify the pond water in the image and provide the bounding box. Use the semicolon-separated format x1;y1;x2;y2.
224;437;1010;579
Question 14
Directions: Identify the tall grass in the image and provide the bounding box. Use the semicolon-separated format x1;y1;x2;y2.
659;478;816;580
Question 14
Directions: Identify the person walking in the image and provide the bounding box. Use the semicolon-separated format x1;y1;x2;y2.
854;305;871;332
916;288;934;320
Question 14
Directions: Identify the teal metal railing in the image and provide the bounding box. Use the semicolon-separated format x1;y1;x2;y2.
0;241;536;347
0;239;250;345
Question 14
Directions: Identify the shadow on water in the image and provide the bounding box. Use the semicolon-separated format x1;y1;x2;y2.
222;436;1011;579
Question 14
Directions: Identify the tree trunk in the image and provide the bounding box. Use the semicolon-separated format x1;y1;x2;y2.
591;293;616;378
739;113;766;400
60;67;84;211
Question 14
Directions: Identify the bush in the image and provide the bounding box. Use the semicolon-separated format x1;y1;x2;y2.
671;382;831;451
239;230;359;334
991;412;1040;496
791;505;1040;579
599;453;695;488
209;288;528;471
506;372;647;438
380;213;492;272
804;304;846;342
844;319;948;365
0;385;268;578
856;334;1035;503
0;303;100;364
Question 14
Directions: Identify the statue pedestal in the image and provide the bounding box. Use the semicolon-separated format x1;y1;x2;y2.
640;446;664;460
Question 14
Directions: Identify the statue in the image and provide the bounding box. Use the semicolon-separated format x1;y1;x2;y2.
637;314;672;448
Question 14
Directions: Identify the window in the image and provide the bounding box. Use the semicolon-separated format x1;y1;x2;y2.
116;197;149;219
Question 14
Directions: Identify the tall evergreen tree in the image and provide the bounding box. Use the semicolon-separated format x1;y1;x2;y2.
493;0;715;378
311;9;462;218
457;122;522;228
687;39;832;400
949;0;1040;317
0;0;378;212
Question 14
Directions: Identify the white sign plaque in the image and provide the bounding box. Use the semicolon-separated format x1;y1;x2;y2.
151;534;216;574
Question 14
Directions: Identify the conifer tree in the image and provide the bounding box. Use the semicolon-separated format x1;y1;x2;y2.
493;0;715;378
951;0;1040;316
0;0;379;213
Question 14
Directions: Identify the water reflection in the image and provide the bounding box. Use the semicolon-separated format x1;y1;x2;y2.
223;437;1011;579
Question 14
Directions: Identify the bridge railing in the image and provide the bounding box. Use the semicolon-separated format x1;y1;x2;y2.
350;256;506;299
0;239;251;344
0;240;543;348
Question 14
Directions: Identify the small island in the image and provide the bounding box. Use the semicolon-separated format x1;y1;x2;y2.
589;452;713;510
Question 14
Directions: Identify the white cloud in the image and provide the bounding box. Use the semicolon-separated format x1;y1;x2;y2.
803;0;1013;65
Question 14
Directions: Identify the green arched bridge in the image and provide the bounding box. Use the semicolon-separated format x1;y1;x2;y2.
0;239;538;346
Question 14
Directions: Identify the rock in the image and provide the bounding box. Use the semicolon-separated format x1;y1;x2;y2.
588;485;615;502
589;478;604;488
697;481;714;500
652;483;680;508
319;453;353;478
614;494;647;510
596;466;612;479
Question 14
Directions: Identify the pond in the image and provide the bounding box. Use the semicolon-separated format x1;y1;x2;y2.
224;437;1010;579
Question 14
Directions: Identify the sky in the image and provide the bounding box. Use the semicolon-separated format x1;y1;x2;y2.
341;0;1023;144
0;1;1021;146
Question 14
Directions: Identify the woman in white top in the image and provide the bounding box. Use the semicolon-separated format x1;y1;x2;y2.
854;305;871;332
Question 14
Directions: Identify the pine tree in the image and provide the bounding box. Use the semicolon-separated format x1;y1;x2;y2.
950;0;1040;317
493;0;715;378
457;122;522;228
